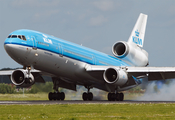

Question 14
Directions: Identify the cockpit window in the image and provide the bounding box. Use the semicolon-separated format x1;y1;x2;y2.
21;35;26;40
18;35;22;39
7;35;27;41
11;35;17;38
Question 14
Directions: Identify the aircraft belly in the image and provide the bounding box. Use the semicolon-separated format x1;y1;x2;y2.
29;48;103;85
5;44;108;90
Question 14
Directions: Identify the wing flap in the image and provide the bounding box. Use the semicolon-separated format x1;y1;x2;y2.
126;67;175;72
127;67;175;81
147;72;175;81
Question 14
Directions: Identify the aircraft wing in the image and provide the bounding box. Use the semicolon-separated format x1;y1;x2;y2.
0;69;76;91
0;69;41;74
0;69;54;83
0;70;13;75
85;65;175;81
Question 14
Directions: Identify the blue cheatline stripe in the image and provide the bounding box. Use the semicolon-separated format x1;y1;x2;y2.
4;42;129;66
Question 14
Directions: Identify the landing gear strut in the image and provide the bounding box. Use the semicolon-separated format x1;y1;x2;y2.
107;92;124;101
82;86;93;101
48;78;65;101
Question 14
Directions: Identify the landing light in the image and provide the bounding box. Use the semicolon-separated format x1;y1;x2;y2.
35;53;38;56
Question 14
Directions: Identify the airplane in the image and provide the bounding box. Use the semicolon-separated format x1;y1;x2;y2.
1;13;175;101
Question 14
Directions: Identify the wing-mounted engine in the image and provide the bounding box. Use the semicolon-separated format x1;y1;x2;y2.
11;69;35;87
112;41;149;67
103;68;128;86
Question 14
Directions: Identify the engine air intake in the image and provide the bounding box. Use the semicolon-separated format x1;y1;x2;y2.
103;68;128;86
112;42;129;58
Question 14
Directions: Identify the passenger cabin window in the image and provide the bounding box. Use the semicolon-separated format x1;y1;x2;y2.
7;35;27;41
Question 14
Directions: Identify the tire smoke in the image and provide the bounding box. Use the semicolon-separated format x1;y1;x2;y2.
137;80;175;101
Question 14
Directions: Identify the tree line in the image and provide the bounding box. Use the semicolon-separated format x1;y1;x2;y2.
0;82;54;94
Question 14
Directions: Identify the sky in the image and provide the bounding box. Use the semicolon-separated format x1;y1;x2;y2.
0;0;175;68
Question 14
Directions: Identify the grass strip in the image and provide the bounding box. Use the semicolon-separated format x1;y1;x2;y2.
0;103;175;120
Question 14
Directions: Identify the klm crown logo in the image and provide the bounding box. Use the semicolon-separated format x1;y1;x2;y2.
135;30;139;37
132;30;142;46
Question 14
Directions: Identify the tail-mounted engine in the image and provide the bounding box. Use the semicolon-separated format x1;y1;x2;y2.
112;41;149;66
103;68;128;86
11;69;35;87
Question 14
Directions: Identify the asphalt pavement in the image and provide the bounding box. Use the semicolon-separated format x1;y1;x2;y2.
0;100;175;105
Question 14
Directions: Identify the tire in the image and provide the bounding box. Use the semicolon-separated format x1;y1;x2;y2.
108;93;112;101
116;93;119;101
60;92;65;100
48;92;53;101
88;92;93;101
56;93;61;100
119;93;124;101
111;93;116;101
82;92;88;101
53;93;57;101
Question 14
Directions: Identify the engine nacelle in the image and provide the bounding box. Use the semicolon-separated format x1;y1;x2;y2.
11;69;35;88
103;68;128;86
112;41;149;66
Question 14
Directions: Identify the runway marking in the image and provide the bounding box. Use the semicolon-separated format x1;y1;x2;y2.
0;100;175;105
0;101;28;104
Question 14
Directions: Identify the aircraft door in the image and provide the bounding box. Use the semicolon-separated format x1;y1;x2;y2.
58;44;63;57
31;36;37;50
92;55;96;65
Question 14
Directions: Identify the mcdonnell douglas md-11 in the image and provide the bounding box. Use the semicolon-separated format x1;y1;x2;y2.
1;13;175;101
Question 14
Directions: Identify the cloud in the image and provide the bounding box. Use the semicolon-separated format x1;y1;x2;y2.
29;10;59;24
11;0;60;8
89;15;108;26
34;10;59;20
93;0;114;11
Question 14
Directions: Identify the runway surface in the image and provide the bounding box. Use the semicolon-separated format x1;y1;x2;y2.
0;100;175;105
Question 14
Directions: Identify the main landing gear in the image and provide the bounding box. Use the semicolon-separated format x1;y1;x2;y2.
48;92;65;101
107;92;124;101
82;86;93;101
48;78;65;101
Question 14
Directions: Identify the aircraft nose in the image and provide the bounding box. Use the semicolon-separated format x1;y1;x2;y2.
4;38;16;57
4;38;10;49
4;43;14;56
